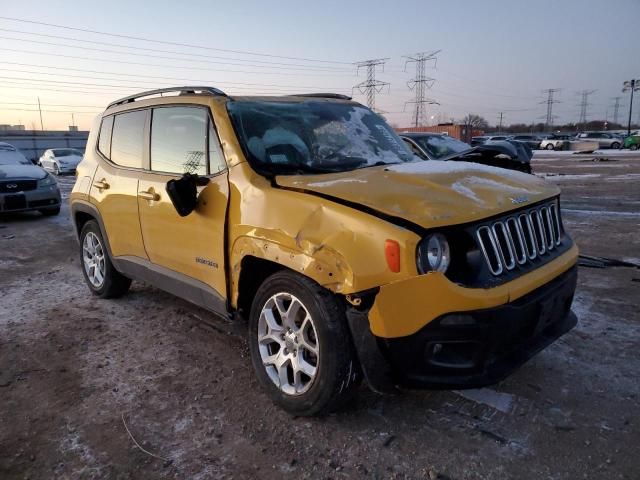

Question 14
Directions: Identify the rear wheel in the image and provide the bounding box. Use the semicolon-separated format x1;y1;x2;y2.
545;143;555;150
630;144;638;151
79;220;131;298
248;271;361;416
611;142;621;150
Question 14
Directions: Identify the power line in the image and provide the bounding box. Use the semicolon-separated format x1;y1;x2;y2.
0;27;352;71
577;89;596;127
0;101;103;108
0;74;352;95
0;47;353;77
0;61;351;91
622;79;640;136
0;107;100;113
610;96;623;125
404;50;440;127
0;15;352;64
0;35;353;73
353;59;389;112
540;88;561;129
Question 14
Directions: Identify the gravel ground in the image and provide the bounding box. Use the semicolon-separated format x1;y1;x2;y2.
1;155;639;480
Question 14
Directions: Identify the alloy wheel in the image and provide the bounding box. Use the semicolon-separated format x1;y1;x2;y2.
257;292;319;396
82;232;106;288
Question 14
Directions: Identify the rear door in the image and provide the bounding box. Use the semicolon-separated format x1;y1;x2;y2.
137;105;229;300
90;111;148;259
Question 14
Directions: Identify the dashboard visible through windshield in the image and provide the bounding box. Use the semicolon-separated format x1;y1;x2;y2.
412;135;472;160
227;100;416;174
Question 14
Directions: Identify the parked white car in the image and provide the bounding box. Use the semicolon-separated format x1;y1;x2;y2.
539;134;572;151
39;148;84;175
576;132;622;149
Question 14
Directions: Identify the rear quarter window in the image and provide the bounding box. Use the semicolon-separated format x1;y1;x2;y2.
98;116;114;158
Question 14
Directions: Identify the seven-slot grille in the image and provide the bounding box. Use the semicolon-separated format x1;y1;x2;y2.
476;202;562;276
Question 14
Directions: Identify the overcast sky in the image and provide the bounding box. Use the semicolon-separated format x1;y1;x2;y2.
0;0;637;130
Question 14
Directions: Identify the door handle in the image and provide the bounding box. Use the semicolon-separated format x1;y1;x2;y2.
138;190;160;201
93;179;109;190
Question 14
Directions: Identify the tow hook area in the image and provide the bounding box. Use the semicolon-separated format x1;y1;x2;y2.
344;290;399;395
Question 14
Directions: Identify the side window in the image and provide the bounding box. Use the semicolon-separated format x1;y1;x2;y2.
208;121;227;174
97;115;114;158
111;111;146;168
404;139;423;157
151;107;207;175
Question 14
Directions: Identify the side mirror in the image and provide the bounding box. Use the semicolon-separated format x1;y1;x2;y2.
166;173;209;217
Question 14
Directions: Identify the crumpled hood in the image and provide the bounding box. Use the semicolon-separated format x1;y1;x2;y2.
276;160;559;229
0;163;48;180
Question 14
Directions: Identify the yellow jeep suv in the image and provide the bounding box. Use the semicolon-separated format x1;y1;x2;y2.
71;87;578;415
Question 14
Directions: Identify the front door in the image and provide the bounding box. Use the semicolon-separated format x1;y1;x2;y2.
137;106;229;300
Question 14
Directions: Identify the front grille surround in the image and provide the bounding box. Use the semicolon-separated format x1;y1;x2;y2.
475;201;564;277
0;180;38;193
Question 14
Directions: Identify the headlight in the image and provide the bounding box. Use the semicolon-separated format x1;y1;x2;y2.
417;233;450;274
38;173;57;187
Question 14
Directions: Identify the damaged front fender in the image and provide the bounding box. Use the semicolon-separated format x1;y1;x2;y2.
227;163;421;309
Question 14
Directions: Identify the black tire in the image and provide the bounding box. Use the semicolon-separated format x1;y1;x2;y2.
53;163;60;175
545;143;555;150
39;206;60;216
630;144;638;151
611;142;621;150
248;270;361;416
79;220;131;298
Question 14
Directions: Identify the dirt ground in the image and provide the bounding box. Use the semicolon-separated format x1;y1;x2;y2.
1;154;639;480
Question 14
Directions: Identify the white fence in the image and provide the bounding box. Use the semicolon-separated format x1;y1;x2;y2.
0;130;89;162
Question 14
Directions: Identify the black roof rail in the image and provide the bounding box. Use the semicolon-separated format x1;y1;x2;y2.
291;93;353;100
107;86;228;109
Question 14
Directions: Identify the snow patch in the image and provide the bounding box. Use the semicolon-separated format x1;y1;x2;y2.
451;181;482;203
537;173;601;181
307;178;368;187
454;388;515;414
387;159;533;180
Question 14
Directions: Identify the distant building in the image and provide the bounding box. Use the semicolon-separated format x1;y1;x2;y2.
396;123;484;143
0;124;26;131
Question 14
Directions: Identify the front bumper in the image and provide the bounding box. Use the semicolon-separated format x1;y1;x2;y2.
347;245;579;392
56;165;77;174
381;266;577;388
368;244;578;338
0;186;61;213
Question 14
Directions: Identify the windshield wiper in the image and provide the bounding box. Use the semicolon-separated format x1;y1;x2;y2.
267;161;346;175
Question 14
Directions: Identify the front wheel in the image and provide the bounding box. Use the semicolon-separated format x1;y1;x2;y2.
53;163;60;175
79;220;131;298
630;144;638;151
545;143;555;150
611;142;621;150
248;271;361;416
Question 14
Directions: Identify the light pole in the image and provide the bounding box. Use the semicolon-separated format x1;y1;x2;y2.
623;79;640;136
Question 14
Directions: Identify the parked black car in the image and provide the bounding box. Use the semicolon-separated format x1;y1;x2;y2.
508;134;542;149
0;142;61;215
400;133;532;173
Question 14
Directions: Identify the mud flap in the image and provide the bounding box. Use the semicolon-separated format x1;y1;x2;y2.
346;309;399;395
